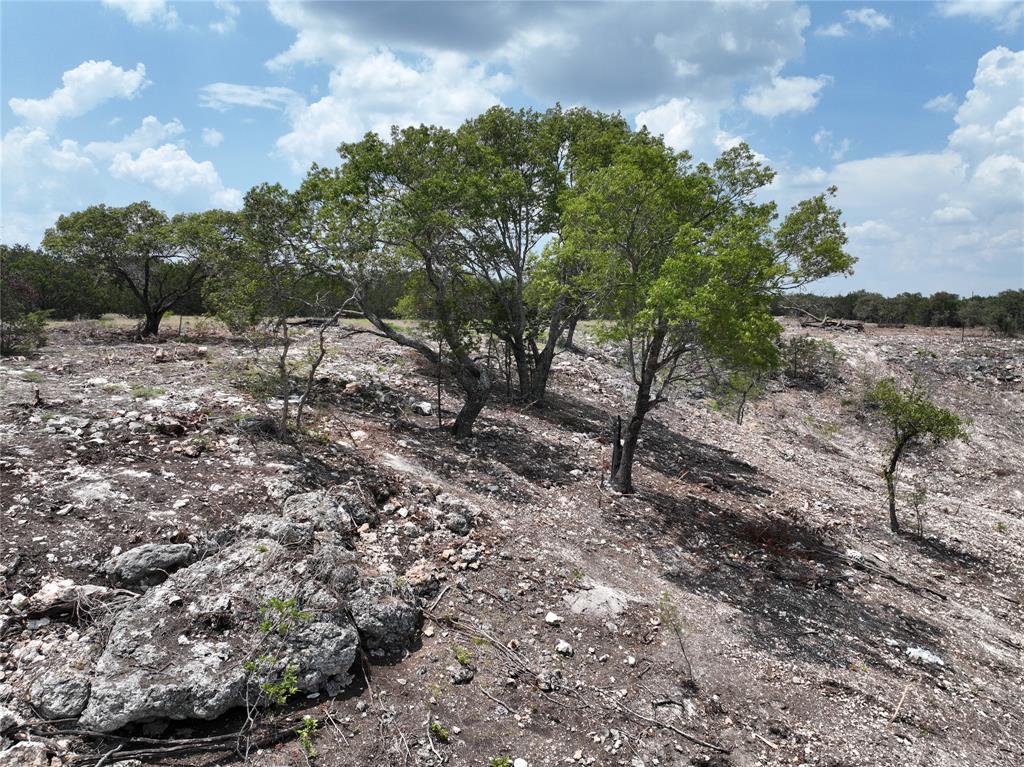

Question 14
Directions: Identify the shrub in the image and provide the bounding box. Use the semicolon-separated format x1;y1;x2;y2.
778;335;842;389
0;310;48;356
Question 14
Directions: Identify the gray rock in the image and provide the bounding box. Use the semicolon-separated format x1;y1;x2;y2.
349;576;421;659
562;579;628;619
1;742;48;767
284;489;376;531
448;665;475;684
79;538;359;732
411;401;433;416
105;543;194;588
0;704;23;733
238;514;314;545
443;511;471;535
30;672;91;719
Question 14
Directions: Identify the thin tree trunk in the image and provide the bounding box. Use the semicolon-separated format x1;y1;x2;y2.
278;320;291;436
884;441;906;532
609;416;622;481
565;314;579;350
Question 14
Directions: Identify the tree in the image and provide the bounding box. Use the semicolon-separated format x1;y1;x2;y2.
302;126;492;437
205;184;326;435
866;378;968;532
42;202;211;336
564;136;854;492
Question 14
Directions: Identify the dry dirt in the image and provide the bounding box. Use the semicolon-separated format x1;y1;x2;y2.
1;318;1022;767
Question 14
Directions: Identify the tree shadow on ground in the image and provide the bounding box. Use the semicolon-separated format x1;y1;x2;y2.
529;390;771;497
900;529;989;570
629;488;944;673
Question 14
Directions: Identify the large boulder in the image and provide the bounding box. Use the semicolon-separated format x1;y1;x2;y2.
79;538;362;732
104;543;194;589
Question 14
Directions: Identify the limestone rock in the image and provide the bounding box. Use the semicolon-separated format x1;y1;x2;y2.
104;543;193;588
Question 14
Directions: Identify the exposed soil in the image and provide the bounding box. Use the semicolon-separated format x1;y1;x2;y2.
1;318;1022;766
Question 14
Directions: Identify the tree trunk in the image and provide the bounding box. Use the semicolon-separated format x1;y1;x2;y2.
511;340;532;399
884;468;900;532
564;314;579;350
609;326;665;494
884;441;906;532
140;310;164;337
452;365;491;438
278;320;291;436
611;404;649;493
609;416;622;480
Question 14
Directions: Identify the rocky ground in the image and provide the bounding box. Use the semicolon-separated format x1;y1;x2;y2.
0;317;1021;767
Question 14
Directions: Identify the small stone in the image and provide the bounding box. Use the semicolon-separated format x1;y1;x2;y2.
412;401;433;416
556;639;574;656
545;611;563;625
626;655;636;667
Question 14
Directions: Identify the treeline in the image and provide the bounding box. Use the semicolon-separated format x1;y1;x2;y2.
775;289;1023;336
3;105;857;491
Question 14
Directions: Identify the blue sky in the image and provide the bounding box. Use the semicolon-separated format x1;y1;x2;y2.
2;1;1021;295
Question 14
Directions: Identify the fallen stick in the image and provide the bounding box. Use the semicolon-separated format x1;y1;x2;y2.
887;682;913;726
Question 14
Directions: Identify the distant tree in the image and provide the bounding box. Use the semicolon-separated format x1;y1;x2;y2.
205;184;334;434
866;378;968;533
563;137;854;492
42;202;212;337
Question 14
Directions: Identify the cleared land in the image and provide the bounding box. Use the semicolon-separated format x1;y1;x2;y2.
1;318;1022;766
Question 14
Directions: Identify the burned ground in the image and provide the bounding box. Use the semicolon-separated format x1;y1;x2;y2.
1;318;1022;766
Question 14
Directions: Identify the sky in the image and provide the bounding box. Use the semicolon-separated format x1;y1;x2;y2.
1;0;1022;296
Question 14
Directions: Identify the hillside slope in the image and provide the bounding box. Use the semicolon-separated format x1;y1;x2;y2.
1;319;1021;766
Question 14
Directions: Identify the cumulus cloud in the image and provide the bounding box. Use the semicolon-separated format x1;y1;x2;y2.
84;115;184;159
814;23;847;38
815;7;892;38
210;1;239;35
276;50;508;170
109;144;242;208
792;47;1024;294
259;0;814;168
202;128;224;147
843;8;892;31
635;98;708;152
101;0;178;28
742;74;831;117
1;127;98;243
8;60;148;128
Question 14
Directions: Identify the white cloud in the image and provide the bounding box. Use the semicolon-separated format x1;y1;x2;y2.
929;206;977;224
635;98;707;152
1;127;98;244
814;23;847;38
814;8;892;38
742;74;831;117
202;128;224;147
843;8;892;31
84;115;184;159
848;219;900;242
8;60;148;128
210;1;240;34
925;93;958;112
275;50;508;170
813;129;850;160
949;47;1024;163
109;144;242;208
793;47;1024;294
199;83;304;115
790;166;829;186
938;1;1024;31
101;0;179;29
